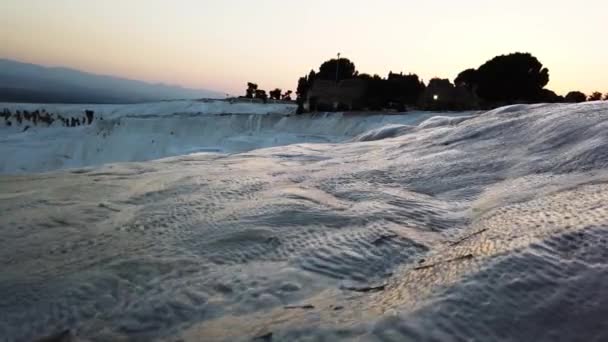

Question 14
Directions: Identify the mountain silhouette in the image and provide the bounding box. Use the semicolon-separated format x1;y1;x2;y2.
0;59;224;104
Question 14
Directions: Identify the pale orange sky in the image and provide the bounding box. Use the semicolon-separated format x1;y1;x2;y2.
1;0;606;96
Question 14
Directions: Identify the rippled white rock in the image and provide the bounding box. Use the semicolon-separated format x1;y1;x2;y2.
1;101;607;341
0;100;472;173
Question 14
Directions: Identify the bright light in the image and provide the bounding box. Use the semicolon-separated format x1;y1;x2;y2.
433;94;439;101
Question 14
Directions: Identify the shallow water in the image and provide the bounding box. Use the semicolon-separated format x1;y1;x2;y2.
1;102;608;341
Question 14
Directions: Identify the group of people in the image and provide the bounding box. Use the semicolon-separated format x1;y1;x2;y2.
2;109;96;128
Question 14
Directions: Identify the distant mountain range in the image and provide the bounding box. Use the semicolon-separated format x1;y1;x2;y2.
0;59;224;104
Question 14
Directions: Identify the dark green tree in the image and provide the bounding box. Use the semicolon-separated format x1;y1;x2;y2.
459;53;549;103
282;90;293;101
564;91;587;103
254;89;268;103
296;76;308;100
386;72;426;106
588;91;603;101
296;70;316;100
536;89;563;103
359;74;387;110
245;82;258;98
269;88;282;100
318;58;356;81
454;68;478;91
477;53;549;102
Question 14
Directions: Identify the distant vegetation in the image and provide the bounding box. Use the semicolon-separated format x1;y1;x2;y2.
459;53;549;102
295;59;425;112
565;91;587;103
285;52;606;113
242;82;293;103
588;92;604;101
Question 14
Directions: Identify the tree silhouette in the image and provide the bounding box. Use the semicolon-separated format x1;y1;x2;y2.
360;74;388;110
308;70;317;83
604;93;608;101
245;82;258;98
254;89;268;103
480;53;549;102
296;70;316;101
354;72;426;110
564;91;587;103
536;89;563;103
318;58;356;81
386;72;426;106
295;72;316;114
269;88;282;100
454;68;478;91
588;92;603;101
282;90;293;101
296;76;308;100
457;52;549;103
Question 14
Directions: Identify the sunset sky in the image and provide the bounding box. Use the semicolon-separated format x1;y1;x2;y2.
1;0;606;96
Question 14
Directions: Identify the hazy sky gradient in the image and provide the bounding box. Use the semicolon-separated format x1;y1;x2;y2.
1;0;606;96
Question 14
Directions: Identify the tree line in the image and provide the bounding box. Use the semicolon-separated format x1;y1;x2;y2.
242;83;293;103
289;52;607;112
454;54;607;104
295;58;425;112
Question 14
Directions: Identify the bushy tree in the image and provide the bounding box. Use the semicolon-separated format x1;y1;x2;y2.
296;76;308;100
294;57;424;111
428;78;453;88
282;90;293;101
318;58;356;81
454;68;478;91
269;88;282;100
536;89;563;103
254;89;268;103
360;74;388;110
564;91;587;103
307;70;317;83
477;53;549;102
245;82;258;98
456;52;549;103
604;93;608;101
349;72;425;110
296;70;316;100
295;75;311;114
386;72;426;106
588;91;603;101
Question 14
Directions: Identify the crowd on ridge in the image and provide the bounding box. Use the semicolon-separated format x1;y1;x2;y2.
2;109;96;129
